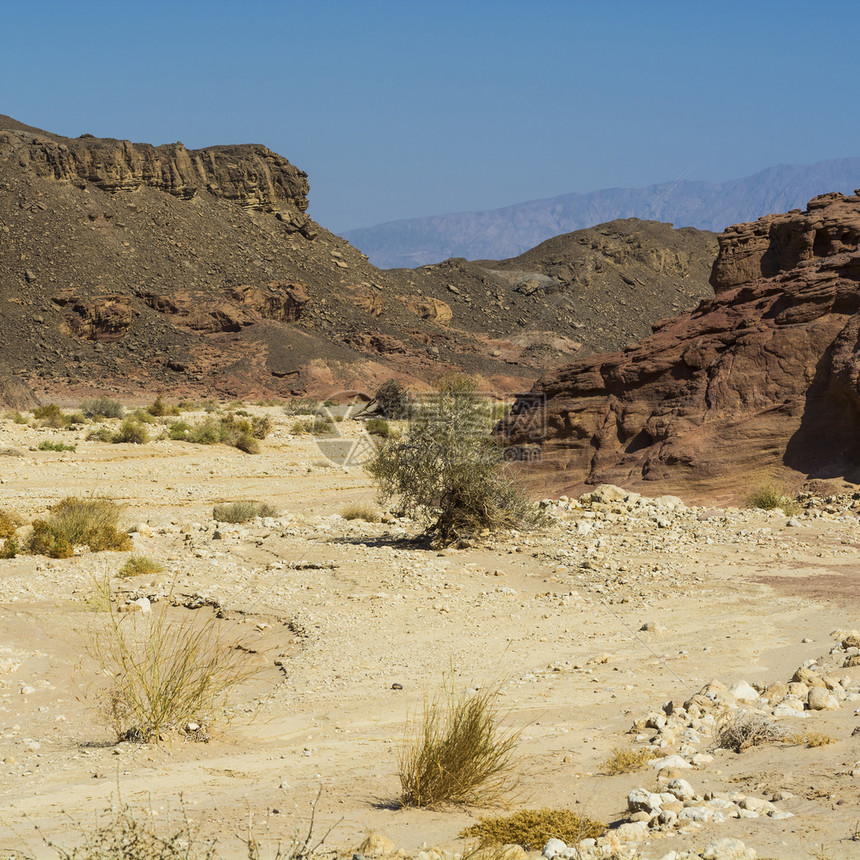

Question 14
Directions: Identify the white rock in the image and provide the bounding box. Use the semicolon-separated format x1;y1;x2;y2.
19;685;36;695
650;753;692;769
666;778;696;801
542;839;567;859
702;838;757;860
728;680;759;702
614;821;648;842
132;597;151;614
627;787;663;813
807;687;840;710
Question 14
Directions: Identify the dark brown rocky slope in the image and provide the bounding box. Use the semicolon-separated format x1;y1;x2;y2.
500;192;860;502
0;116;716;404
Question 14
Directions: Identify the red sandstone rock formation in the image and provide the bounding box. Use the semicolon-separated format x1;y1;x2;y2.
500;192;860;502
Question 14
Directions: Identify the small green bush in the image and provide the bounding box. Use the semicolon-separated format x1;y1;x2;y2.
183;415;263;453
365;417;391;438
0;536;19;559
748;484;798;516
113;418;150;444
460;808;605;848
38;440;77;452
213;501;278;523
167;420;191;440
374;378;412;419
130;408;158;425
26;497;131;557
311;417;336;436
3;410;28;424
34;403;71;428
118;555;165;578
283;398;318;416
290;420;310;435
86;425;115;442
146;396;180;417
80;396;124;419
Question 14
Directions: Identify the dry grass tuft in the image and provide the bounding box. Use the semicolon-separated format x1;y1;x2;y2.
792;731;838;748
119;555;165;578
213;501;278;524
716;709;790;752
460;807;605;849
89;600;265;742
0;509;22;539
398;679;521;807
601;744;656;774
340;503;381;522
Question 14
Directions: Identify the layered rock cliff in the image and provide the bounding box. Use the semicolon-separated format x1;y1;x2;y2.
500;192;860;501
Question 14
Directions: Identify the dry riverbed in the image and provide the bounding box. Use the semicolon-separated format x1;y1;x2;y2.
0;407;859;859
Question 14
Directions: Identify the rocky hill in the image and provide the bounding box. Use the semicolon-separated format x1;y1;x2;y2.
0;116;716;405
500;191;860;502
344;158;860;268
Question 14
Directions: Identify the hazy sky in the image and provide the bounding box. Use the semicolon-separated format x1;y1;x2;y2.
3;1;858;232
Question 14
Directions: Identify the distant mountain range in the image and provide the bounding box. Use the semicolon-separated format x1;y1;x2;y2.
343;158;860;269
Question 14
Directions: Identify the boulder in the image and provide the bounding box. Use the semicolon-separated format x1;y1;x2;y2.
500;192;860;498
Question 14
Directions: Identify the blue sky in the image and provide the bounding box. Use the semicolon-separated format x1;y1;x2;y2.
3;0;858;231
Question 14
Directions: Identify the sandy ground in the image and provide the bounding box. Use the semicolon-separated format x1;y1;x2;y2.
0;406;859;859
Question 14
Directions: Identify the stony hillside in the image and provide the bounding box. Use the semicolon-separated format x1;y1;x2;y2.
344;158;860;267
0;117;715;404
501;191;860;502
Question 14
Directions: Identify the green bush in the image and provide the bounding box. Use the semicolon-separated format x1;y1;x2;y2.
182;415;264;453
167;419;191;440
146;396;180;417
86;425;115;443
368;384;537;545
38;440;77;452
213;501;277;523
4;410;28;424
0;536;19;559
283;398;318;416
118;555;165;578
26;497;131;557
365;417;392;438
747;484;798;516
34;403;71;428
113;418;150;444
80;396;124;419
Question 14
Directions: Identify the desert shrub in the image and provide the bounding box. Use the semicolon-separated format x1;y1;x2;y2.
748;484;799;516
601;745;656;774
283;398;318;416
213;501;277;523
290;420;309;435
182;416;261;453
398;678;521;807
368;384;537;545
118;555;165;578
112;418;150;444
34;403;71;428
365;417;392;438
26;519;74;558
146;396;180;417
0;536;19;559
340;503;381;522
251;415;271;439
89;601;264;742
38;440;77;452
80;396;124;419
460;808;605;848
35;801;219;860
716;710;790;753
310;417;335;436
86;425;116;442
256;397;284;407
26;497;131;556
130;408;158;425
167;419;191;440
374;379;411;419
4;410;28;424
0;509;21;539
187;418;222;445
66;411;88;426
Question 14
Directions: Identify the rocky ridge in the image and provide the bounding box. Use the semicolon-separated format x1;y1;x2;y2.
501;192;860;502
0;116;716;406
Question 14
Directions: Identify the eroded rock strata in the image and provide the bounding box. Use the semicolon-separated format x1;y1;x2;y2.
501;192;860;501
